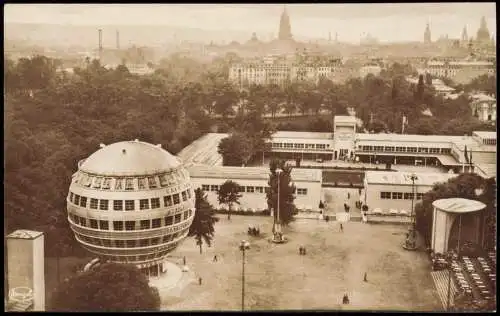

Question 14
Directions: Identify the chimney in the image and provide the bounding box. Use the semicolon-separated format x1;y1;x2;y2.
98;29;103;60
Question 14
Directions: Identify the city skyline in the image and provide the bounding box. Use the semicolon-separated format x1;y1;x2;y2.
4;3;496;43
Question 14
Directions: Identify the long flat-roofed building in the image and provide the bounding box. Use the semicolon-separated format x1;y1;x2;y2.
362;171;459;214
187;164;322;212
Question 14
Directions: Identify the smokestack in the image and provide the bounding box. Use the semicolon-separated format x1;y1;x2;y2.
98;29;103;59
116;30;120;49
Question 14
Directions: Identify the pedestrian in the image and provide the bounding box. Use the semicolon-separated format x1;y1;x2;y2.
364;272;367;282
348;192;350;199
342;294;347;304
213;255;218;262
299;246;303;255
303;247;307;255
198;277;202;285
183;256;186;266
340;223;343;232
345;294;350;304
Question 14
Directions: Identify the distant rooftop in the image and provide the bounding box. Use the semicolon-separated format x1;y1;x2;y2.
365;171;457;186
272;131;332;140
356;133;465;144
177;133;227;167
188;165;322;183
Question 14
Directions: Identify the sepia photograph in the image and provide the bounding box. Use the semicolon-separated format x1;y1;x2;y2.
4;3;497;312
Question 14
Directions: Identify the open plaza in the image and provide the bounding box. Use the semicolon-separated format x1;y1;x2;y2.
159;215;442;311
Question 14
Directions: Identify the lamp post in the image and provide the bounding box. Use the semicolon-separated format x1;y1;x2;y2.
410;173;418;230
274;168;283;237
239;240;250;311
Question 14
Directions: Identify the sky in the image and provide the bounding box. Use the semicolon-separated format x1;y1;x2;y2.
4;3;496;43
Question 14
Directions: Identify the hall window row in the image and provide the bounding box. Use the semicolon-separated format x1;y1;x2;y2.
201;185;269;194
271;143;330;150
74;170;188;191
109;248;175;263
359;145;451;155
74;229;188;249
68;189;192;211
380;191;424;200
69;209;192;230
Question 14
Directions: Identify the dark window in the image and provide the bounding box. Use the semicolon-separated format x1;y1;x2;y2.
99;199;109;210
125;200;135;211
79;217;87;227
183;211;188;220
182;191;188;201
163;235;172;243
89;219;98;229
139;199;150;210
80;196;87;207
74;195;81;205
202;185;210;191
165;216;173;226
139;239;149;247
113;221;124;231
90;198;98;209
380;192;391;199
151;238;160;245
140;220;150;230
113;200;123;211
152;218;161;228
125;221;136;231
99;220;109;230
174;214;182;223
151;198;160;209
115;240;125;248
102;239;112;247
164;196;173;207
173;194;180;205
126;240;136;248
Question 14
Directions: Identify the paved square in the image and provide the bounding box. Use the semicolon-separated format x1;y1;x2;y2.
164;215;442;311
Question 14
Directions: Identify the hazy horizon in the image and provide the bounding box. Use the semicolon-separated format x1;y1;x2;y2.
4;3;496;44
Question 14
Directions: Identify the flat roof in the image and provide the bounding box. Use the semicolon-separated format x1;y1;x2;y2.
187;165;322;183
271;131;332;140
365;171;457;186
432;198;486;213
356;133;465;143
473;131;497;140
334;116;357;123
177;133;227;166
7;230;43;240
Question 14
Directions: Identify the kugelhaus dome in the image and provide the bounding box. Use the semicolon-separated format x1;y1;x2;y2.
66;140;195;277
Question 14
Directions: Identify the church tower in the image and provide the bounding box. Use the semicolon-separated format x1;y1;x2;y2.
278;6;293;41
424;22;431;44
476;16;490;44
461;25;468;42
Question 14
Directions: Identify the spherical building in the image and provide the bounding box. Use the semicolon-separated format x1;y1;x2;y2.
66;140;195;277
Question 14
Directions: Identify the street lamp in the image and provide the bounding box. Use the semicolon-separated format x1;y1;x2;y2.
239;240;250;311
273;168;283;240
410;173;418;230
403;173;418;251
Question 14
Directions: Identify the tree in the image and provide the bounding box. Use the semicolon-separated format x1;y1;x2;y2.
188;188;219;254
217;180;242;220
425;72;433;86
50;262;160;312
415;174;496;250
218;133;253;166
415;74;425;101
266;159;296;227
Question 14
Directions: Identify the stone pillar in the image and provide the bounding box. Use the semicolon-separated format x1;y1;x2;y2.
6;230;45;311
